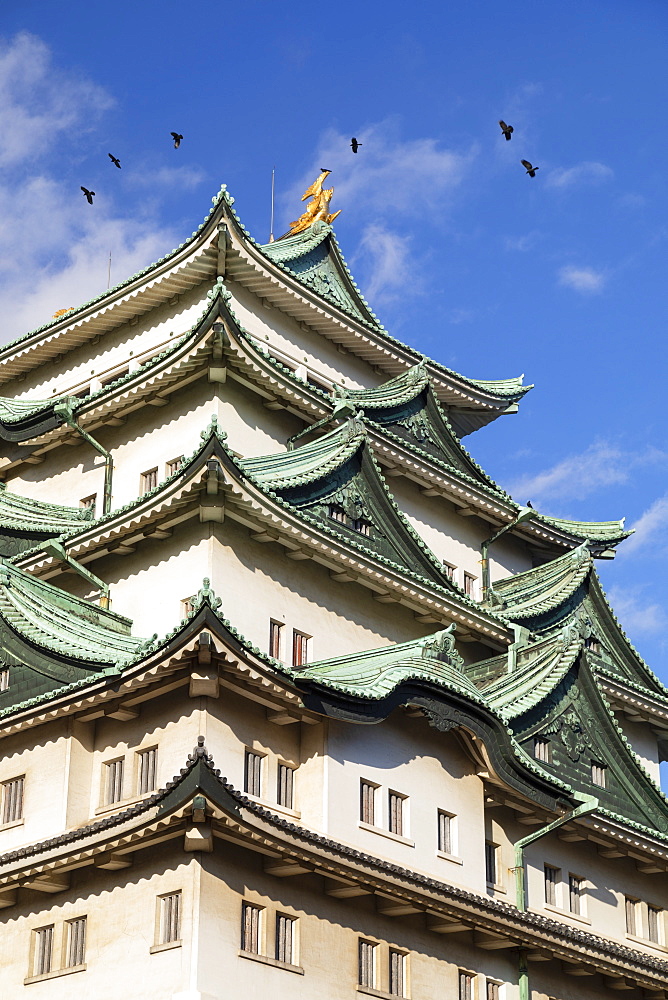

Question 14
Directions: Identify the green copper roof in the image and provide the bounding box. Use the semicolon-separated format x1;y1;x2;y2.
540;514;630;544
0;561;143;664
290;626;486;702
0;395;59;424
491;544;593;619
0;483;93;534
241;418;366;489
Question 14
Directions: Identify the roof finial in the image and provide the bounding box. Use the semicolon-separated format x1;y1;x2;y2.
283;169;341;238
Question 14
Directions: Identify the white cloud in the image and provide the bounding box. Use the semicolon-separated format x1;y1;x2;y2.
558;265;606;293
0;32;112;168
546;161;613;189
507;441;666;506
351;223;414;303
0;34;187;343
504;231;541;252
621;494;668;555
606;585;667;635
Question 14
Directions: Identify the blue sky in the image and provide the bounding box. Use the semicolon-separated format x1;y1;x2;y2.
1;1;667;682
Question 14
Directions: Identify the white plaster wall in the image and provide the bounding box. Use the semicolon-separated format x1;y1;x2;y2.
0;722;69;851
614;715;661;785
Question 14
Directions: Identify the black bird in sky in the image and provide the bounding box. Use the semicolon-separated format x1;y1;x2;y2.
526;500;534;508
350;137;362;154
80;186;95;204
108;153;121;168
498;120;514;141
171;132;183;149
521;159;539;178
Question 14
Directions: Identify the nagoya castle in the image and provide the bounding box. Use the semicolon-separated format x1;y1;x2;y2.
0;173;667;1000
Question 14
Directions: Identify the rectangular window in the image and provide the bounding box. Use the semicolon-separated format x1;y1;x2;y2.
360;780;376;825
388;790;405;837
648;906;662;944
159;892;181;945
463;572;476;597
568;874;583;915
328;504;347;524
241;902;262;955
485;841;497;885
138;747;158;795
277;763;295;810
353;519;372;536
0;667;9;692
442;562;456;580
533;737;551;763
275;913;295;965
244;750;263;798
591;761;607;787
105;758;124;805
389;949;406;997
65;916;87;968
33;925;54;977
140;467;159;495
625;896;638;935
358;939;377;988
80;494;96;515
269;620;284;660
292;630;309;667
165;456;184;477
544;865;560;907
487;982;500;1000
459;971;474;1000
1;776;24;824
181;597;194;618
586;637;601;654
437;810;454;855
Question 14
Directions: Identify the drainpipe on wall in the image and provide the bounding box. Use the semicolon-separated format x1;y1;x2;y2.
480;507;537;602
513;794;599;1000
54;400;113;515
43;539;111;610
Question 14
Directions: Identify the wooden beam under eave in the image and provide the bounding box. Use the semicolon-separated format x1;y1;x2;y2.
0;889;17;908
22;873;70;893
96;852;133;870
264;860;312;877
426;916;472;934
325;878;372;898
376;899;422;917
474;932;516;950
562;963;596;976
604;978;636;991
373;592;398;603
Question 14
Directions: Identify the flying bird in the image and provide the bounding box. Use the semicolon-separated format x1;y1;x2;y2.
171;132;183;149
108;153;121;168
521;159;539;178
350;137;362;154
80;186;95;204
498;120;514;141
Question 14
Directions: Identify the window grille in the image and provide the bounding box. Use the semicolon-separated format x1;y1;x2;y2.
360;780;376;825
358;939;376;988
277;764;294;809
33;926;54;977
533;737;551;763
591;761;607;787
244;751;262;798
625;897;638;935
459;971;474;1000
438;810;453;855
275;913;295;965
442;562;456;580
165;456;184;477
66;917;87;967
544;865;560;906
241;902;261;954
487;982;500;1000
388;791;405;836
352;518;372;536
648;906;662;944
140;467;159;495
586;636;601;654
181;597;194;617
80;494;96;514
464;572;476;597
1;776;24;824
389;949;406;997
159;891;181;944
0;667;9;692
138;747;157;795
485;841;497;885
292;630;309;667
569;874;582;914
269;620;283;660
105;759;124;805
328;504;347;524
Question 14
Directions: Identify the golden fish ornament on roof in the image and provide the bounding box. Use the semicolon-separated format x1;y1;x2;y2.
285;168;341;237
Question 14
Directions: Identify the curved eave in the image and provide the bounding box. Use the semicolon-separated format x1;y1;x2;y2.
0;189;228;384
0;485;91;534
492;545;593;619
